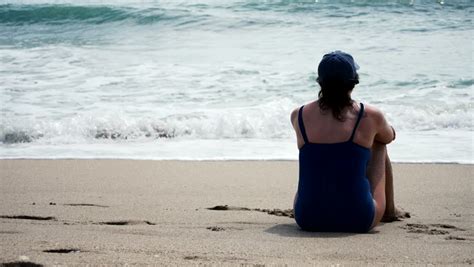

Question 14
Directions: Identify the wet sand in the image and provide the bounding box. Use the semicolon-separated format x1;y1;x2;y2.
0;160;472;265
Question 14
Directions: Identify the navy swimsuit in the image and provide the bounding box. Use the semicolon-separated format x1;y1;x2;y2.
294;103;375;232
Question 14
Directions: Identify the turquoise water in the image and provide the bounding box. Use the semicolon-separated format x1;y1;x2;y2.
0;0;472;162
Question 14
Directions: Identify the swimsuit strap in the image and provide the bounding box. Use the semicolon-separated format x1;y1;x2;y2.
349;102;364;142
298;105;309;144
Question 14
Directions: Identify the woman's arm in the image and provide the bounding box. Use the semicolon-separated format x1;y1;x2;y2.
290;108;298;130
290;107;305;149
373;108;396;144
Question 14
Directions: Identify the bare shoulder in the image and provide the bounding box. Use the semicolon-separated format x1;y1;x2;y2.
290;107;299;124
290;107;301;131
363;103;395;143
362;103;386;123
291;101;317;124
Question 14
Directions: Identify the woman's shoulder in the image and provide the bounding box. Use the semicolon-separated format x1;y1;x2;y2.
290;101;318;123
360;102;387;122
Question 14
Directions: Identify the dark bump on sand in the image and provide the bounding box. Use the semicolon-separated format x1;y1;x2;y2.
226;221;269;225
0;231;21;234
98;220;156;226
0;262;44;267
0;215;56;221
207;205;229;210
207;205;294;218
445;236;466;241
207;205;250;211
183;255;203;260
254;208;294;218
207;226;225;231
64;203;109;208
43;248;81;254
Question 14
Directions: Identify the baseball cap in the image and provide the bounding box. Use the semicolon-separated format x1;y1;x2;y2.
317;51;359;84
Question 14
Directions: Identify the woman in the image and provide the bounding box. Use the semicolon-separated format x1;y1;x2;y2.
291;51;409;232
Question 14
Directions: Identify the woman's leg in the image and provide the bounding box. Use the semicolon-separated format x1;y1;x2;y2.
368;142;410;228
381;152;410;222
367;142;387;228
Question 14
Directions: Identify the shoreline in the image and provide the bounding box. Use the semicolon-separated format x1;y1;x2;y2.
0;158;472;165
1;160;472;265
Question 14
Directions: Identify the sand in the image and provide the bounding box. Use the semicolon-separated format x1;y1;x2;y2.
0;160;472;266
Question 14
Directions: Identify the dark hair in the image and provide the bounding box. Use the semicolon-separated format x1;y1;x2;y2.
316;74;359;121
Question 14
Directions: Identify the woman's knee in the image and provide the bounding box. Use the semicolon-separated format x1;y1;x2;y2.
372;141;387;152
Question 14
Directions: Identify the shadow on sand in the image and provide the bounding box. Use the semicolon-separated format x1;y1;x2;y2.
265;223;378;238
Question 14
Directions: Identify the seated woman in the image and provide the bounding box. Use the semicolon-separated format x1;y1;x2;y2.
291;51;409;232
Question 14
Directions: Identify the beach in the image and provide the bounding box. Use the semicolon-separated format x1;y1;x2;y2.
0;160;472;265
1;1;473;265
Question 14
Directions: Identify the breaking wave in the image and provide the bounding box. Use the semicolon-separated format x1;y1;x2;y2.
1;0;471;26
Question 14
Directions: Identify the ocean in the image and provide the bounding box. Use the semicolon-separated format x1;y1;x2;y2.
0;0;472;163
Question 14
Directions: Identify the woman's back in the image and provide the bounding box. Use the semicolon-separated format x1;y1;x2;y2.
295;101;378;149
293;102;375;232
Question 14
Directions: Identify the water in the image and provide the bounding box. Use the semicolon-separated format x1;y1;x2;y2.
0;0;473;163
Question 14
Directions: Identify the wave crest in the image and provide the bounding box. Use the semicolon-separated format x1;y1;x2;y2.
0;4;195;26
2;0;471;26
0;5;130;25
0;99;294;144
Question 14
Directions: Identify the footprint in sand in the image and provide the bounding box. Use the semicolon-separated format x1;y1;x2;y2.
402;224;449;235
430;223;463;230
401;223;468;240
